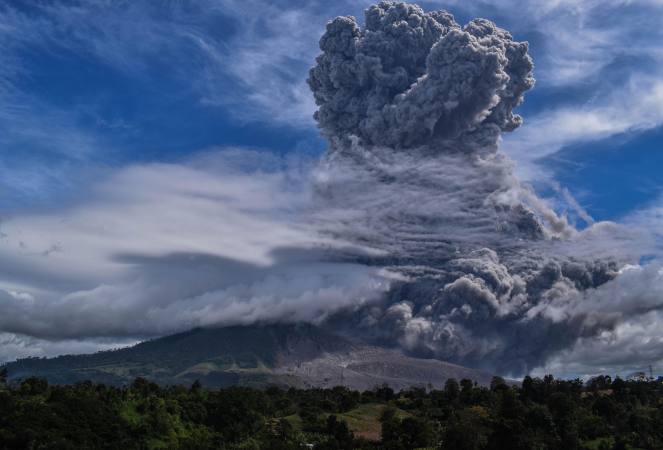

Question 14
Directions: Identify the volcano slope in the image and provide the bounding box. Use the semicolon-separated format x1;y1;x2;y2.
3;324;495;390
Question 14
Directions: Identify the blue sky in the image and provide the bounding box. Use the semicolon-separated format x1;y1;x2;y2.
1;0;663;376
1;0;661;220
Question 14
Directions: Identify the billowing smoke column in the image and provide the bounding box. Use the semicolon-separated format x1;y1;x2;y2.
309;2;533;152
307;2;633;375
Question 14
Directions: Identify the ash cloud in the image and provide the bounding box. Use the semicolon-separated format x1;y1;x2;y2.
1;1;661;377
307;1;658;375
308;1;533;152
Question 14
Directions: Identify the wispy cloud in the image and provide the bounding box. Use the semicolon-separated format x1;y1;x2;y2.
0;332;136;364
195;0;324;126
0;149;392;343
504;77;663;178
2;0;662;163
0;0;328;129
492;0;663;176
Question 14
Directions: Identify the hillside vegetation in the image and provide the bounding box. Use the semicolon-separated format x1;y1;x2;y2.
1;369;662;449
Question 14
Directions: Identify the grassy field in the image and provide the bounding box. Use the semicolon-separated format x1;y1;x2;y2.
280;403;410;442
338;403;402;441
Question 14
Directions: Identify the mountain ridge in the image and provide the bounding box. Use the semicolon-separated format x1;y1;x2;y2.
3;323;497;390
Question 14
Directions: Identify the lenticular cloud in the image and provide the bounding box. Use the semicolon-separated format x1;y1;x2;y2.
308;1;656;375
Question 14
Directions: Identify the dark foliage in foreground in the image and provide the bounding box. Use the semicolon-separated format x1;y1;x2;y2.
1;370;662;449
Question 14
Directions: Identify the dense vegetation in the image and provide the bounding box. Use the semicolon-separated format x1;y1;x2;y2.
1;368;662;449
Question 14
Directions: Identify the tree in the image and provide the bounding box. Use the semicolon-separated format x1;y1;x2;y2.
490;376;508;392
375;384;395;401
443;408;490;450
19;377;49;396
380;407;401;448
190;379;202;392
0;367;7;387
521;375;535;399
399;416;433;448
325;415;354;448
444;378;460;401
460;378;474;393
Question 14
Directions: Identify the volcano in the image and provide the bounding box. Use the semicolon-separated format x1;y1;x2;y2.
3;324;497;390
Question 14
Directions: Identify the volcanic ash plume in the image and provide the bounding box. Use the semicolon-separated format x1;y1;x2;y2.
307;1;648;375
309;2;533;152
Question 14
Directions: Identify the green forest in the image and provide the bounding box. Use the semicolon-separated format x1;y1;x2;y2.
1;368;662;449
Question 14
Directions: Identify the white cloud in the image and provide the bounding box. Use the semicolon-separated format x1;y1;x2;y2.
196;0;324;126
0;333;136;364
0;0;328;129
533;264;663;378
0;149;393;345
0;150;310;284
504;77;663;178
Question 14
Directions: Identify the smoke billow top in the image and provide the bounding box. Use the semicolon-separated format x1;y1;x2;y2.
309;2;533;152
306;2;652;375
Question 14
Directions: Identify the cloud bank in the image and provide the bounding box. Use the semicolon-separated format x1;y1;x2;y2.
0;150;392;354
1;1;662;378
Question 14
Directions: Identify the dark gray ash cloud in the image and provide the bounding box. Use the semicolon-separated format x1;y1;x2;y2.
307;1;657;376
308;1;533;151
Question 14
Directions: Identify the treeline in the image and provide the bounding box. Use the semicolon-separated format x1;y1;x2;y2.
1;368;662;449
